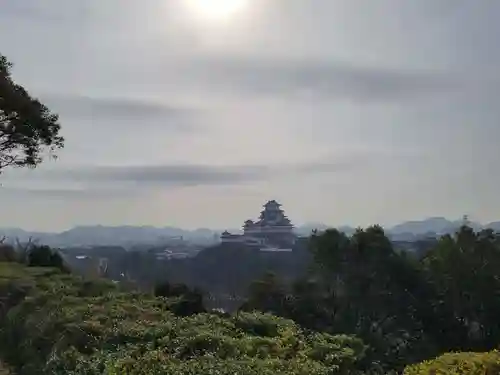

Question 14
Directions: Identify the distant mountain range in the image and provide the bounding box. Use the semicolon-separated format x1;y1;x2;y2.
1;218;499;248
291;218;500;240
0;226;221;248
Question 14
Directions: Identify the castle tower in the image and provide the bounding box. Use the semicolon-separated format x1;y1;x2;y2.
257;200;293;229
251;200;295;247
221;200;296;248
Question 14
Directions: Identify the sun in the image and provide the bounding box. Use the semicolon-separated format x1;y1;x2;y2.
186;0;248;21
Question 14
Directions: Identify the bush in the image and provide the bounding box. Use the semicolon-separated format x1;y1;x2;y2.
26;245;70;273
154;281;206;316
404;351;500;374
0;242;70;274
0;262;368;375
0;244;17;263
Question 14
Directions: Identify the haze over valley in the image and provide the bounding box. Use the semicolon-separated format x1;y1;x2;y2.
1;215;499;248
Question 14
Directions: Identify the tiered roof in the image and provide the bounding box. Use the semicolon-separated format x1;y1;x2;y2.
238;200;295;233
256;200;293;227
264;200;281;208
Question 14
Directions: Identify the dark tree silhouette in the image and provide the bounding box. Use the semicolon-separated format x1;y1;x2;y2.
0;53;63;172
27;245;69;273
154;281;206;316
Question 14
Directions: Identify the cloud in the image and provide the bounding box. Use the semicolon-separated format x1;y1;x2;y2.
0;0;62;22
63;164;269;187
43;94;200;130
0;165;267;197
165;56;464;103
0;186;136;199
6;151;393;192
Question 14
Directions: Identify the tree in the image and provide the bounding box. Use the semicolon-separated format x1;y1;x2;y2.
0;243;16;262
26;245;69;273
0;53;63;172
422;226;500;351
305;226;438;371
154;281;206;316
240;272;291;314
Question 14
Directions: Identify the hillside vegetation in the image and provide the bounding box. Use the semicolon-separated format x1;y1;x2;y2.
404;351;500;374
0;261;370;375
0;241;499;374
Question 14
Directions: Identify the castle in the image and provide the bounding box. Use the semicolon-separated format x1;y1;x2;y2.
220;200;296;250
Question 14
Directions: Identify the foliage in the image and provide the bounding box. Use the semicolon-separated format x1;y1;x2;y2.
26;245;69;272
0;244;17;263
240;272;291;314
0;53;63;171
278;227;436;370
404;351;500;375
107;241;311;304
0;241;69;272
421;226;500;351
0;262;368;375
154;281;206;316
244;225;500;373
3;226;500;374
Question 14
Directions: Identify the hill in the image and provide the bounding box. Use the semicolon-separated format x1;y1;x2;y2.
2;217;498;248
2;227;499;374
0;262;368;375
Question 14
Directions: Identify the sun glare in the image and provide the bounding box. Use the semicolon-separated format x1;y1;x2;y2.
186;0;248;21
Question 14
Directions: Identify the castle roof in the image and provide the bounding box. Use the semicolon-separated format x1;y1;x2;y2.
264;200;281;207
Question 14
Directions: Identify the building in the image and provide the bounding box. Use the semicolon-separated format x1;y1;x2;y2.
155;249;192;260
221;200;296;250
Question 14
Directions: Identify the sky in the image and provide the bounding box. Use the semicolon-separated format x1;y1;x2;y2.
0;0;499;231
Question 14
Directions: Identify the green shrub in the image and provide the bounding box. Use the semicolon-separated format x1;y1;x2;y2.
26;245;70;273
233;311;289;337
0;262;368;375
404;351;500;374
0;244;17;263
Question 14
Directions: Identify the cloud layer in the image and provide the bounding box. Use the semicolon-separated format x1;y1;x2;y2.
1;0;500;231
6;151;384;192
168;57;462;102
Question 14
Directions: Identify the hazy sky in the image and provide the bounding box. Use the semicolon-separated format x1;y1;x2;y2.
1;0;499;231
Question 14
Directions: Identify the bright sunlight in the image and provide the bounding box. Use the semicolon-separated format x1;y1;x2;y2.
185;0;248;22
